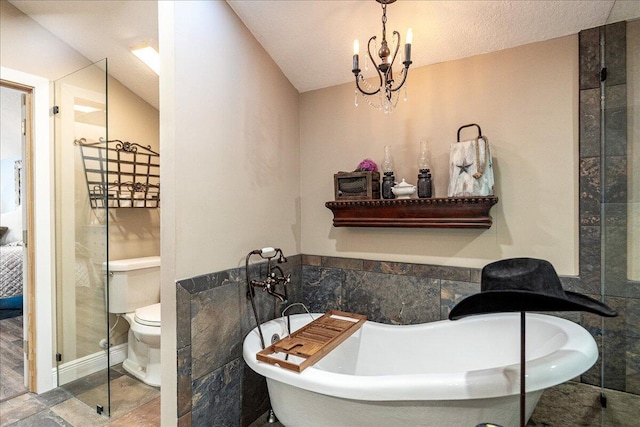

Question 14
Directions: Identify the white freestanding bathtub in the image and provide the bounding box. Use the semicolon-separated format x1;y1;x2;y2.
243;312;598;427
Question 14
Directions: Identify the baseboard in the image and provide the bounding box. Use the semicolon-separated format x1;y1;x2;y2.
51;343;127;386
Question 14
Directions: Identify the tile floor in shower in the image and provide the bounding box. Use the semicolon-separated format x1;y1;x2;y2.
1;309;164;427
1;361;160;426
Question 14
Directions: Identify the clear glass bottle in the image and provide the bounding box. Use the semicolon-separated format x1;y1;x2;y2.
382;145;394;174
418;140;430;171
417;141;432;198
382;145;395;199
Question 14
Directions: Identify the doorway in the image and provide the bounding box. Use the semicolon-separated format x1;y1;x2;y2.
0;79;36;400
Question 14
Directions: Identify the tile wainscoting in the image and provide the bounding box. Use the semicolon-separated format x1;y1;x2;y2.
175;256;303;427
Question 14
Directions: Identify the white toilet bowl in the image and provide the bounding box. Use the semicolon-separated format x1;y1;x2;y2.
106;256;162;387
121;302;161;387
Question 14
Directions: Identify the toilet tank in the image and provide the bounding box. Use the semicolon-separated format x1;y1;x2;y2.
105;256;161;314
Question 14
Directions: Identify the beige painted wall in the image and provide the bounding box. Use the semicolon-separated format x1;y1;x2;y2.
160;1;301;423
165;1;300;280
107;77;161;261
300;35;579;275
0;1;89;80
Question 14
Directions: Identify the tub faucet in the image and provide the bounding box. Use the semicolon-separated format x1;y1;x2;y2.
250;271;290;302
245;247;290;350
267;288;287;302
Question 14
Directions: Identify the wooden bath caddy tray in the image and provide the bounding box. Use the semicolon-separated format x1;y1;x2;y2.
256;310;367;373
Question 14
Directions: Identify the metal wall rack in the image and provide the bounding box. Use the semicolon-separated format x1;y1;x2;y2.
75;138;160;208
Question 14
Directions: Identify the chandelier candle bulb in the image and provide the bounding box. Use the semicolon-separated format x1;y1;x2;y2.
353;40;360;71
404;28;412;63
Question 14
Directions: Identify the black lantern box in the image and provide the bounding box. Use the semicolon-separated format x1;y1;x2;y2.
334;171;381;200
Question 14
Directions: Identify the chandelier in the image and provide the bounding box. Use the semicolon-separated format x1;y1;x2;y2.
352;0;412;113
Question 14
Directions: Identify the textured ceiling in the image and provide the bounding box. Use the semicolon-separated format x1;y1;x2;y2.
9;1;640;109
228;0;633;93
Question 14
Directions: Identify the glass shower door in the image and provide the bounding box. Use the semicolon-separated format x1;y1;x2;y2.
53;59;110;416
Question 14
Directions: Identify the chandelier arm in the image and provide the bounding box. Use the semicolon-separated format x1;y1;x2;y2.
352;35;384;96
367;36;384;86
387;65;410;93
389;30;401;69
355;75;381;96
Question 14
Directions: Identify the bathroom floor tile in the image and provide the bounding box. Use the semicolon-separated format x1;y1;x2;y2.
530;381;601;427
50;397;109;427
0;393;48;426
60;369;110;397
107;396;160;426
0;316;27;402
109;364;128;377
34;388;73;407
75;375;160;420
2;363;159;426
7;408;73;427
248;411;284;427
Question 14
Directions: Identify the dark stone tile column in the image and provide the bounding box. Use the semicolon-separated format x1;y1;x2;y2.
176;280;193;422
577;19;640;403
175;256;302;427
580;27;601;90
191;358;242;427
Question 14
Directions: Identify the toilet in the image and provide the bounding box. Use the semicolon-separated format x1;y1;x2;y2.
105;256;161;387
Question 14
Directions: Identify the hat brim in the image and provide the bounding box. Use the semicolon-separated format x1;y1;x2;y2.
448;290;617;320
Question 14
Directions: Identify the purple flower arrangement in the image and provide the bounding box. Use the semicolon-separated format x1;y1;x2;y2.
355;158;378;172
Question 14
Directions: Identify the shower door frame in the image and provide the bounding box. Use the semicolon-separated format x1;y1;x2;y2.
53;59;111;416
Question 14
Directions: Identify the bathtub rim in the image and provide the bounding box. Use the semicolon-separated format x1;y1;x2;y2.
242;312;598;401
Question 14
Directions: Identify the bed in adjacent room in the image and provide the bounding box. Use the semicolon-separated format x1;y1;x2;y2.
0;226;23;320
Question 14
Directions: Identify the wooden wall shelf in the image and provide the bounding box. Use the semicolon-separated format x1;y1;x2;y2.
325;197;499;229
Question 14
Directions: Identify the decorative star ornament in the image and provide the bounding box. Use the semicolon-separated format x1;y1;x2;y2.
457;161;474;175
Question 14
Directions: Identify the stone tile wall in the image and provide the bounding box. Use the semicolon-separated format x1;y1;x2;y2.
301;255;479;324
530;380;640;427
175;256;302;427
579;22;640;404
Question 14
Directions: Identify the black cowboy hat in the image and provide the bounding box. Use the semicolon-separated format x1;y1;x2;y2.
449;258;617;320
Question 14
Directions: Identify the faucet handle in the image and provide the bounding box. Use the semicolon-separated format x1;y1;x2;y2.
275;273;291;285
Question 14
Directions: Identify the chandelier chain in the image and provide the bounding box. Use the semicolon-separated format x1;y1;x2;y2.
381;1;387;41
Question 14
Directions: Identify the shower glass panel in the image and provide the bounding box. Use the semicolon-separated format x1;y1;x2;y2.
601;18;639;425
54;59;110;416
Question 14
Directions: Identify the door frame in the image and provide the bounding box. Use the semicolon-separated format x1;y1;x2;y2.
1;67;55;393
1;79;36;392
